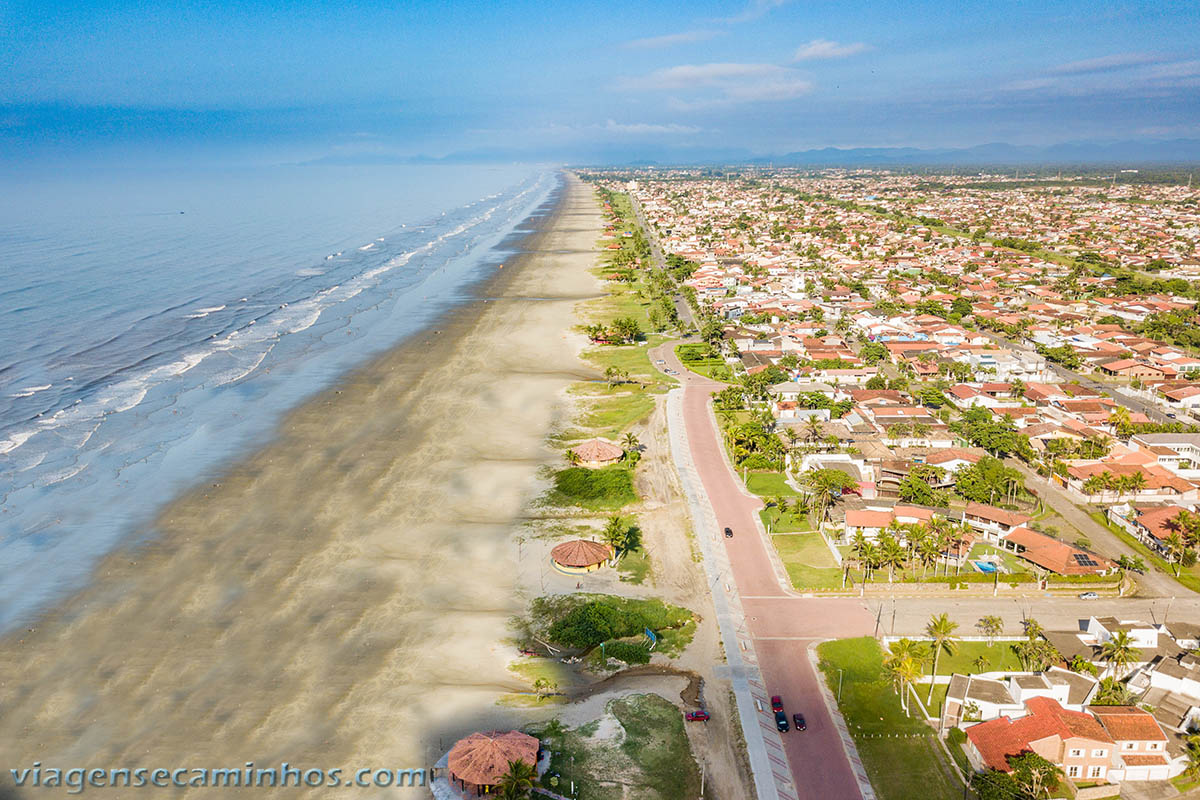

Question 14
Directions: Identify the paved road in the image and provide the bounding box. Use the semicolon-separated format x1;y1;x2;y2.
652;340;875;800
977;329;1174;423
1005;459;1194;598
630;195;697;329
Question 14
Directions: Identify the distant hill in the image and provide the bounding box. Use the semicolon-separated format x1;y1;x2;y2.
755;139;1200;166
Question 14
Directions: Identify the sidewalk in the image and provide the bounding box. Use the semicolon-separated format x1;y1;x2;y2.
667;388;798;800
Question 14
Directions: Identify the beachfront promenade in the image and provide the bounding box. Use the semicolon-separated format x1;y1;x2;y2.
655;341;876;800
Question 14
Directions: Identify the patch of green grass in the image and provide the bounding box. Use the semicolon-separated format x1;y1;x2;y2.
745;470;802;497
773;533;844;590
509;657;574;688
584;335;676;390
611;694;701;798
545;465;637;511
966;543;1030;575
761;507;812;533
617;548;652;585
926;682;950;717
675;342;734;382
1172;773;1200;793
914;640;1025;677
1088;511;1200;593
817;637;959;800
580;390;656;439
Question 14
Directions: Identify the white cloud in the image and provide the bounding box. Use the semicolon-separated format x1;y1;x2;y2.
718;0;789;24
792;39;870;61
603;119;701;135
1049;52;1161;75
620;62;813;107
622;30;719;50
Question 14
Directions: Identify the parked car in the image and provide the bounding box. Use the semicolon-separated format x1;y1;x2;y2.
770;695;783;712
724;527;734;538
1079;591;1100;600
774;710;790;732
685;710;710;722
793;713;807;731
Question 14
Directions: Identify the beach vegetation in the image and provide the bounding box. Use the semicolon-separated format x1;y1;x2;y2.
523;594;695;658
546;465;636;510
530;693;701;800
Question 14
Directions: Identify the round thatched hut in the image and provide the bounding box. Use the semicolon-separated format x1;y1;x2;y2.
571;438;624;467
550;539;613;574
446;730;539;796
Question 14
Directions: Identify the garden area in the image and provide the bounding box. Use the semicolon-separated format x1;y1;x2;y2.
529;694;702;800
675;341;732;381
817;637;962;800
772;533;843;591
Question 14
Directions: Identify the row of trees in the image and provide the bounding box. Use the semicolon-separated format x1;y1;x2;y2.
583;317;643;344
850;517;974;582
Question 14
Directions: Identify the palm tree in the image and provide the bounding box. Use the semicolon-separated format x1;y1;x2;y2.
977;615;1004;646
1100;630;1142;679
878;533;906;583
564;448;581;466
1125;470;1147;498
1164;532;1186;576
926;613;960;703
973;655;990;673
621;432;641;452
804;415;823;444
497;760;537;800
887;655;924;715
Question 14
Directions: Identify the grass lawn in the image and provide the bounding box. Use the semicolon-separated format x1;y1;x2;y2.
760;507;812;533
966;542;1030;575
1172;773;1200;793
773;533;844;591
584;335;676;390
617;548;652;585
745;470;802;497
911;640;1025;677
576;386;656;439
530;693;701;800
1088;510;1200;593
817;637;960;800
675;342;734;382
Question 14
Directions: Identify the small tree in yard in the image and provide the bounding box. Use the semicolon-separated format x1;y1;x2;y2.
977;615;1004;646
497;760;537;800
1009;751;1059;799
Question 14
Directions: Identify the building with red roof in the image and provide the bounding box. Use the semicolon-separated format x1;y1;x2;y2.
965;697;1113;782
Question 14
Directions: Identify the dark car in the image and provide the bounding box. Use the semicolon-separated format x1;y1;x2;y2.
793;713;807;731
685;710;710;722
770;695;783;712
724;527;733;538
774;710;789;732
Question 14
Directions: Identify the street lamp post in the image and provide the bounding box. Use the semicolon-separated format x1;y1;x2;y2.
838;668;844;702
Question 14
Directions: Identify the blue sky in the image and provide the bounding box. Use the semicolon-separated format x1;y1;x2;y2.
2;0;1198;164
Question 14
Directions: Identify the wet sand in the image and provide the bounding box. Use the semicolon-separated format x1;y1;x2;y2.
0;173;604;796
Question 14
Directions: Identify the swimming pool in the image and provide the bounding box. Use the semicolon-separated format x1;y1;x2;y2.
974;561;998;573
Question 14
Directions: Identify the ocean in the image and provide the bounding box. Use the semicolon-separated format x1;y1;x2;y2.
0;163;557;629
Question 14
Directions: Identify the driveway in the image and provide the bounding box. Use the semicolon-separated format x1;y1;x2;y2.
1006;459;1193;598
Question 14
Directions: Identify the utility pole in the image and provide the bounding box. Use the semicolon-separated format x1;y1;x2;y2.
838;668;845;702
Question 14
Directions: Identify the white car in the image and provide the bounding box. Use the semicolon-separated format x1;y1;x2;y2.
1079;592;1099;600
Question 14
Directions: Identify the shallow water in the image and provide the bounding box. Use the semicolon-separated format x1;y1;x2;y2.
0;163;555;628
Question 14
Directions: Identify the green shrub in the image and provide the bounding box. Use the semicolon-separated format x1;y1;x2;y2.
548;465;636;509
603;641;651;664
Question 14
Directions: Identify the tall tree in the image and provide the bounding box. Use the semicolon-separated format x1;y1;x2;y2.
926;613;960;702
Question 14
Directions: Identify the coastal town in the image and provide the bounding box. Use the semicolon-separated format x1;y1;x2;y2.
432;170;1200;800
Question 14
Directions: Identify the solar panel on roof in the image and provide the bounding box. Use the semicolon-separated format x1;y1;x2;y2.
1073;553;1098;566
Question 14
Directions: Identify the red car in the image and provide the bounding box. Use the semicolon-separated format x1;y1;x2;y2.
685;710;710;722
770;695;783;712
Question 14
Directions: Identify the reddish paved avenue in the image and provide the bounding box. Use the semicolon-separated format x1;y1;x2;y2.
653;341;875;800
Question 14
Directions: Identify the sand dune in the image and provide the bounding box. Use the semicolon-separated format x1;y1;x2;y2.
0;175;604;796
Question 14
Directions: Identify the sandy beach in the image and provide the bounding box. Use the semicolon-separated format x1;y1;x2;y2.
0;174;605;796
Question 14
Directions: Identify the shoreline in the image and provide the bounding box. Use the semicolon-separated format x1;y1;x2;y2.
0;172;605;793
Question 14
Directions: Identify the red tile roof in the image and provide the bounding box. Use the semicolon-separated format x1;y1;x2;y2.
1088;705;1168;742
967;697;1112;772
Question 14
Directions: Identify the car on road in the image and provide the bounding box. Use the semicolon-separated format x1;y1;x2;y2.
724;527;734;538
1079;591;1100;600
655;359;665;364
770;695;783;712
774;710;789;732
793;713;806;731
685;710;710;722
